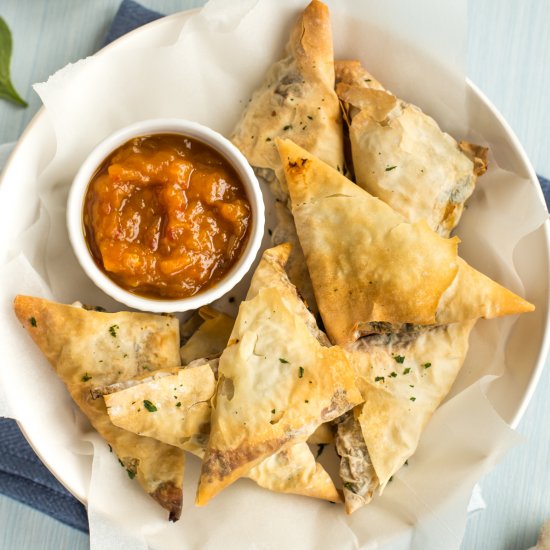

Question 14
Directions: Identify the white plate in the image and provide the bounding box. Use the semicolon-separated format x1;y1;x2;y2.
1;5;549;513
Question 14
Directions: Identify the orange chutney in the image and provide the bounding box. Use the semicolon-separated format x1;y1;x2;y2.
83;134;252;299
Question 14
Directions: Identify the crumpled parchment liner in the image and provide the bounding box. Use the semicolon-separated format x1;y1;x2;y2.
0;0;547;549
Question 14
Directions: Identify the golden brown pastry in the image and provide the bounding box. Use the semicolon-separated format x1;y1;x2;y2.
103;361;217;447
277;139;534;346
346;321;475;491
231;0;343;200
335;60;488;237
196;245;362;505
13;295;184;521
246;243;329;346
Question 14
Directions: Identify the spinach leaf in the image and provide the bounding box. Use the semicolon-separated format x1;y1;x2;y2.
0;17;27;107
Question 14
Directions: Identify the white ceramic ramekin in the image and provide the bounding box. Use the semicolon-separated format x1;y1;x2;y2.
67;118;265;312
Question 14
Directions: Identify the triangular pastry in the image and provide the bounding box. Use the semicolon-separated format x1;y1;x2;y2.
13;296;185;521
345;321;475;492
231;0;343;201
277;139;534;346
335;60;488;237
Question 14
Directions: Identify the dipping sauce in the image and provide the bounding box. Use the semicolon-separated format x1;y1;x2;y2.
83;134;252;299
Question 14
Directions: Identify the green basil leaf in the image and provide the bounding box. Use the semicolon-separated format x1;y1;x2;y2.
0;17;27;107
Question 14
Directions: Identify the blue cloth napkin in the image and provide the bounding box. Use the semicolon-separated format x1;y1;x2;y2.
0;0;549;536
102;0;162;46
540;176;550;204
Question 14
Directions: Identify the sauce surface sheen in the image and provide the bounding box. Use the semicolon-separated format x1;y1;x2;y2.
84;134;252;299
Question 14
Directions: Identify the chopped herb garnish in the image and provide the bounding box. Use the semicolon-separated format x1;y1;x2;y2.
375;376;385;382
298;366;304;378
108;444;112;453
405;460;409;465
81;372;92;382
403;367;411;375
389;371;397;378
176;402;181;408
385;165;397;172
283;124;292;131
364;78;372;82
268;228;273;236
143;400;157;412
423;362;432;369
388;476;394;483
393;355;405;364
109;324;119;337
228;296;235;304
265;137;272;142
279;358;289;364
316;444;326;458
304;399;309;403
409;384;415;388
410;397;416;402
307;115;313;120
29;317;37;327
142;365;151;371
126;469;136;479
118;459;124;467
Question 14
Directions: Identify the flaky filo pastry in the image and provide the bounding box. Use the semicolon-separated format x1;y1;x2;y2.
231;0;343;200
231;0;344;312
196;244;363;506
100;303;340;503
13;295;185;521
277;139;534;347
335;60;488;237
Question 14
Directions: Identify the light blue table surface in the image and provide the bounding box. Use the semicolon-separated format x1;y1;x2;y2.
0;1;549;549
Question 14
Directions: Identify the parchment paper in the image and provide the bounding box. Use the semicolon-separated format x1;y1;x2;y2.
0;1;547;549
